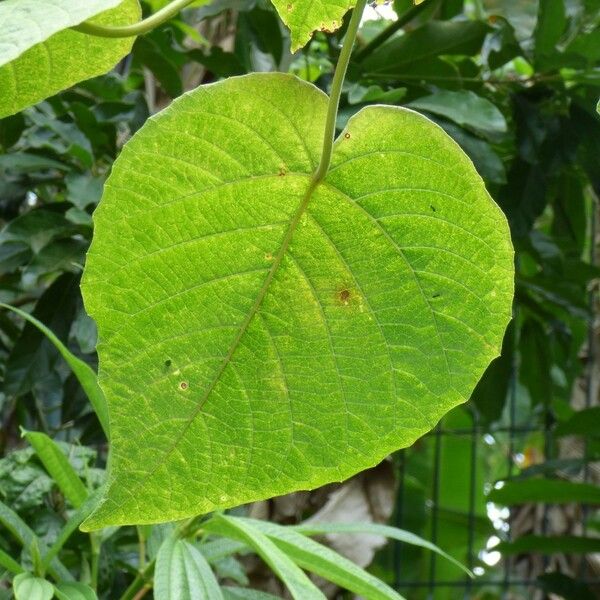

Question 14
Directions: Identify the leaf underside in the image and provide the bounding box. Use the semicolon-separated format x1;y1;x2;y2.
270;0;355;52
82;73;513;529
0;0;140;119
0;0;123;66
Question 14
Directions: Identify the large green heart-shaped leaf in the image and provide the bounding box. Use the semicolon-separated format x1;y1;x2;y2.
0;0;140;118
270;0;354;52
82;73;513;529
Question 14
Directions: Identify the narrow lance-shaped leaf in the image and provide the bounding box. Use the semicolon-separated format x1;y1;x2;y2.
155;534;224;600
222;588;281;600
22;430;88;508
205;516;405;600
0;303;109;438
81;73;513;529
292;521;472;576
499;535;600;556
0;500;73;581
198;538;248;563
42;491;102;572
0;0;141;118
0;546;23;575
488;479;600;505
206;515;325;600
53;582;98;600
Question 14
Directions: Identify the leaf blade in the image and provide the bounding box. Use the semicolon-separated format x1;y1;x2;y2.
0;546;23;575
270;0;355;52
13;573;54;600
0;0;123;66
0;303;109;438
205;515;325;600
0;499;73;581
23;430;88;508
488;479;600;505
293;522;472;577
0;0;141;118
81;72;513;529
42;491;101;571
53;582;98;600
220;517;406;599
155;535;225;600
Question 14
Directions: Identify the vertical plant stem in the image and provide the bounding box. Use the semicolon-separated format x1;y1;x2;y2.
119;559;155;600
137;526;147;570
90;533;101;590
313;0;368;183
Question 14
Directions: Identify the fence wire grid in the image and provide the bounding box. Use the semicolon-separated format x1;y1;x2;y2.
387;204;600;599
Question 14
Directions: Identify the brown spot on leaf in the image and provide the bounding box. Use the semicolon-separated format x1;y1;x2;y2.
344;132;351;139
279;167;286;176
287;2;292;9
339;289;351;304
179;381;189;390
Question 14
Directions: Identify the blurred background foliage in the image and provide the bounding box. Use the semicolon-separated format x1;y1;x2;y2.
0;0;599;598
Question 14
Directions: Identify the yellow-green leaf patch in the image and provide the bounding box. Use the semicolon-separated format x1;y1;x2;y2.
0;0;140;118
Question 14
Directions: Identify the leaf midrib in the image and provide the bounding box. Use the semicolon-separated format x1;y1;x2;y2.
126;162;457;483
141;173;320;481
133;172;454;494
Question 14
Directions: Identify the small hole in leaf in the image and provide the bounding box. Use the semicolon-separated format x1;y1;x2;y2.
179;381;189;390
344;132;351;139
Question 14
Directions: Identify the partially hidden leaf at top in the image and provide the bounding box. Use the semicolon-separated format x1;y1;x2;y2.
81;73;514;529
0;0;141;118
286;0;457;54
270;0;355;52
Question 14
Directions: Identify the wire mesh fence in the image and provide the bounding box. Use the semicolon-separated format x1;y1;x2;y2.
388;205;600;599
390;411;599;598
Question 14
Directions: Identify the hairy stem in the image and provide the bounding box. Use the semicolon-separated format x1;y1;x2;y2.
313;0;368;183
73;0;196;38
354;0;436;62
137;526;147;570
